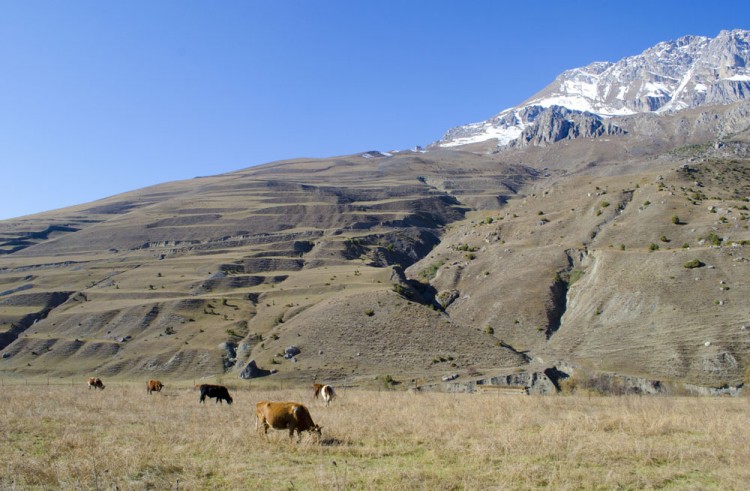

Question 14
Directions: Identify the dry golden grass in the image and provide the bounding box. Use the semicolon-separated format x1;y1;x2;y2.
1;383;749;490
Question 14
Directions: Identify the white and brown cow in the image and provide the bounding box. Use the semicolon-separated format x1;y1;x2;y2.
313;383;335;406
255;401;321;442
321;384;335;406
146;379;164;394
87;377;105;390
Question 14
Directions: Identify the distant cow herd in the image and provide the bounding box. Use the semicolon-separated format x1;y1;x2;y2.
86;377;335;442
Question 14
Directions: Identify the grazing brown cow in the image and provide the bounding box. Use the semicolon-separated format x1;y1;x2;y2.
87;377;105;390
255;401;321;442
146;379;164;394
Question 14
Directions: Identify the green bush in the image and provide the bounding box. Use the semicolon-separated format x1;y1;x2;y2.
683;259;704;269
568;269;585;285
392;284;412;297
705;233;723;246
381;374;395;388
649;243;660;252
421;261;445;280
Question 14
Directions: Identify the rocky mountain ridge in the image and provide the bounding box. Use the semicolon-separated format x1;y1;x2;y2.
438;29;750;149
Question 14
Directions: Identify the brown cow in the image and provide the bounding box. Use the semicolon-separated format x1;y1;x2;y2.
146;379;164;394
255;401;321;442
87;377;105;390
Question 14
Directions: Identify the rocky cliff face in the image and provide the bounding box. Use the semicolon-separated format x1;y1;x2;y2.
511;106;626;148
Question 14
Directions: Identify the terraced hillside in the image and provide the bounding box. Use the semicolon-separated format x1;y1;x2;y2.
1;104;750;393
0;150;536;384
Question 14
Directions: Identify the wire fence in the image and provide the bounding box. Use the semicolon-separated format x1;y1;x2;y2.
0;375;328;392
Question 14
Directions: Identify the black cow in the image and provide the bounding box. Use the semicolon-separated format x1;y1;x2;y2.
199;384;233;405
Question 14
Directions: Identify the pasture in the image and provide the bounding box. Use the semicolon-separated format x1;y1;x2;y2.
1;382;749;490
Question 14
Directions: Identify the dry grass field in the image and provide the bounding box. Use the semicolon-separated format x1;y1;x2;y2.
1;382;749;490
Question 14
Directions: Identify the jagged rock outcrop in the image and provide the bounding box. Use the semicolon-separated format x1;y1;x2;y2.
511;106;626;148
431;367;569;395
238;360;274;379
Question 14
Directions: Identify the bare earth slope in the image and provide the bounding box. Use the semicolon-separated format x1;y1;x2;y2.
1;103;749;392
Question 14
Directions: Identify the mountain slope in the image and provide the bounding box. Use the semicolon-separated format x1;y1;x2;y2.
0;151;538;383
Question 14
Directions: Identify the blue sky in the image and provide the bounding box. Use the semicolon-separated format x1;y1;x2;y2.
1;1;747;220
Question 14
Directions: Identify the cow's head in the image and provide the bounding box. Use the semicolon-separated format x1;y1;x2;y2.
311;424;322;436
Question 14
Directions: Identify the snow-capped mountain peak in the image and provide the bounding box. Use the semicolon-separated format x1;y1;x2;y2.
437;29;750;148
